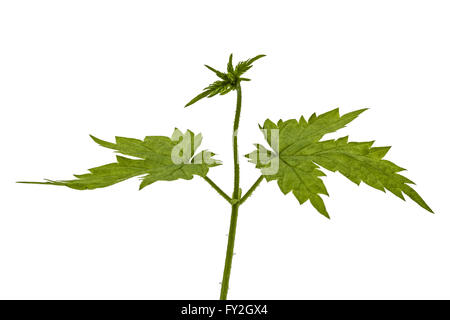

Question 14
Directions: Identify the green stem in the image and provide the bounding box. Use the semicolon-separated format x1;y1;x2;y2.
220;83;242;300
203;176;232;204
220;203;239;299
232;84;242;200
239;175;264;205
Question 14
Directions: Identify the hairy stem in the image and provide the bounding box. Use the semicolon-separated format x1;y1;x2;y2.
220;203;239;299
239;175;264;205
220;83;242;300
203;176;232;204
232;84;242;200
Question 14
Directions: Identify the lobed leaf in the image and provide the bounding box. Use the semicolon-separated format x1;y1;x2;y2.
246;108;432;217
19;129;221;190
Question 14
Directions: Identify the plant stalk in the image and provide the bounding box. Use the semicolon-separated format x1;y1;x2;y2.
220;83;242;300
203;176;232;204
240;175;264;205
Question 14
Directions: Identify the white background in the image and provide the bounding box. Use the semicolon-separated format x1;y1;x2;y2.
1;1;449;300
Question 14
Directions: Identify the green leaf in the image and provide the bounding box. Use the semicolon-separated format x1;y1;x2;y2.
185;54;265;107
234;54;266;77
185;81;231;107
204;65;228;80
227;53;234;73
205;81;232;98
185;90;212;108
19;129;221;190
246;108;432;217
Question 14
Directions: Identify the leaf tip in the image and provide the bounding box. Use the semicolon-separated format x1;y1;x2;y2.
357;107;369;114
422;202;434;214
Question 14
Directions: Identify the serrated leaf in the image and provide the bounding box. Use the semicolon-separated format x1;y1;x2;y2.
205;81;231;97
234;54;266;77
19;129;221;190
185;81;231;107
246;108;432;217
